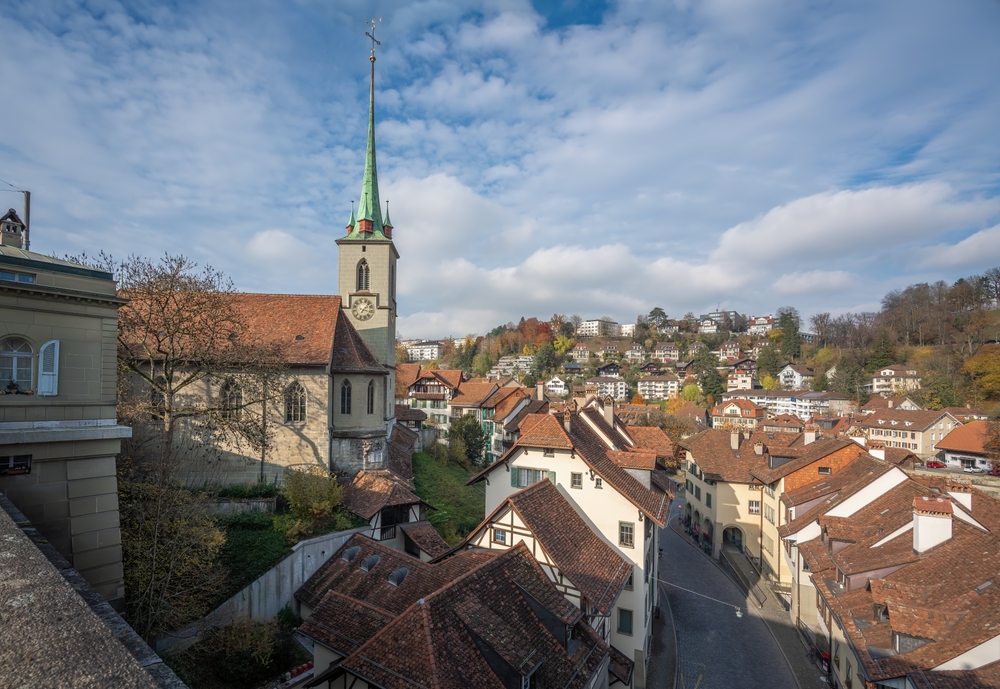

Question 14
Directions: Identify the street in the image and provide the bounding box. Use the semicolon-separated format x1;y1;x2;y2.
657;502;798;689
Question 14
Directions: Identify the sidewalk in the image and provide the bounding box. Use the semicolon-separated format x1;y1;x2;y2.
668;503;827;689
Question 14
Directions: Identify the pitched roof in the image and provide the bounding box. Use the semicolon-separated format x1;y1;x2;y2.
394;405;426;423
449;382;499;407
677;429;770;484
399;522;450;558
395;362;421;397
329;307;387;374
503;400;549;432
295;533;493;611
335;543;610;689
935;420;989;455
341;470;424;520
458;480;632;615
750;438;863;484
626;426;674;457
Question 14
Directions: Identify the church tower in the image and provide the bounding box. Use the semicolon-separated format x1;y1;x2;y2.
335;31;397;440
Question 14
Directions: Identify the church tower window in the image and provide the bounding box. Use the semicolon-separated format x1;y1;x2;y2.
357;259;370;292
367;380;375;414
284;381;306;423
341;379;352;415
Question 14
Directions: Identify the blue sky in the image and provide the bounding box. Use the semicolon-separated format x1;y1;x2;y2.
2;0;999;339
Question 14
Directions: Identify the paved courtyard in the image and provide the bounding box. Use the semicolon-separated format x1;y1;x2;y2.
658;501;798;689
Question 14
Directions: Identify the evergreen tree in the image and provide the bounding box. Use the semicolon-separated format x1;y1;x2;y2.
812;371;829;391
867;330;896;372
778;307;802;360
831;363;868;402
756;344;782;378
531;342;556;378
450;415;488;465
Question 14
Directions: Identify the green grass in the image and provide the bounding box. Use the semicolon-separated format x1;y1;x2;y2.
217;511;292;601
412;451;486;545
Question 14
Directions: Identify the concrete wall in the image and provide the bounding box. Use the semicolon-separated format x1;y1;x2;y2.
153;526;366;654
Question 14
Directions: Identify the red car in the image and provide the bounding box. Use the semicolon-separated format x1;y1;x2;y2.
925;461;946;469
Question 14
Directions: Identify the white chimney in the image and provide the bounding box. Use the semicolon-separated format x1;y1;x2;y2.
803;425;818;445
537;383;545;401
604;398;615;426
731;430;741;451
754;441;765;456
946;480;973;511
869;448;885;461
913;497;953;553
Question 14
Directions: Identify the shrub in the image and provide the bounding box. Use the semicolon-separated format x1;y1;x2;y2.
279;466;350;542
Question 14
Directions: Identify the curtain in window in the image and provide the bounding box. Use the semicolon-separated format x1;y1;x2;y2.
0;338;33;390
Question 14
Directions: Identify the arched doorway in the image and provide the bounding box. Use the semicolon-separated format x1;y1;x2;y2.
723;526;745;552
702;519;714;545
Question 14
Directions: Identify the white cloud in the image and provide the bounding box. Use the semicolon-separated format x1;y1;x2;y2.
772;270;856;295
918;224;1000;270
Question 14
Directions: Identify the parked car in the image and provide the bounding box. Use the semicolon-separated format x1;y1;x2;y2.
989;469;1000;477
964;466;986;474
925;461;946;469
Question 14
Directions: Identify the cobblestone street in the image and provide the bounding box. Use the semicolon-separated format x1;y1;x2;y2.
658;501;798;689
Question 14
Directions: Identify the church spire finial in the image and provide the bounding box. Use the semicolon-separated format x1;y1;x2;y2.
355;18;384;237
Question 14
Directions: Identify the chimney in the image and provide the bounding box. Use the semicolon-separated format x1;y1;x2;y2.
731;430;741;451
913;497;953;553
754;441;765;456
603;398;615;426
537;383;545;401
804;425;818;445
946;479;973;511
563;411;572;434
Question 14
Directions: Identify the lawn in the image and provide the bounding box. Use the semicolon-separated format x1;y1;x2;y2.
412;450;486;544
216;511;293;602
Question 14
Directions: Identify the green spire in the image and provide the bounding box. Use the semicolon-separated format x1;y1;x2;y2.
350;54;387;239
383;201;392;228
346;201;356;230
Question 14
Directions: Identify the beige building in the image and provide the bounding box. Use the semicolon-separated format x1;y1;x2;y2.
855;408;961;458
0;221;131;606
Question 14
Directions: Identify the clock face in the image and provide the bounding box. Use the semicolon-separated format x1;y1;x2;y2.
352;298;375;321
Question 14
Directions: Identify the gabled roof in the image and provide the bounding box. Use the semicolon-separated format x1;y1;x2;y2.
222;293;346;365
341;470;424;520
449;382;499;407
503;400;549;433
395;363;421;397
750;438;863;484
394;405;426;423
452;480;632;615
626;426;674;457
399;522;450;558
935;420;989;455
329;307;387;374
332;542;610;689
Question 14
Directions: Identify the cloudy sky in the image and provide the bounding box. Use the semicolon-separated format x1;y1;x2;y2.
2;0;999;339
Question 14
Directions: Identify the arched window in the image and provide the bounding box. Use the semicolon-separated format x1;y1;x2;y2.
367;380;375;415
284;381;306;423
356;259;370;292
341;379;352;415
220;379;242;420
0;339;33;391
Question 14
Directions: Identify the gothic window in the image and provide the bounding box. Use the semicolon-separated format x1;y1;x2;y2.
367;380;375;414
284;381;306;423
356;259;370;292
0;338;33;391
341;379;352;415
220;379;242;420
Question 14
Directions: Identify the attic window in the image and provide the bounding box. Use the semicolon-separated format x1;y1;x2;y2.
975;581;994;595
295;335;305;341
387;567;409;587
342;545;361;563
0;270;34;284
359;554;380;572
818;467;831;475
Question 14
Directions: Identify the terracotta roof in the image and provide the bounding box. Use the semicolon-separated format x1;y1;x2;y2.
400;522;450;558
882;447;920;466
387;436;415;482
395;363;421;397
341;470;424;520
861;395;912;411
482;385;526;412
295;533;494;611
626;426;674;457
762;414;805;429
456;480;632;614
299;589;395;656
336;543;610;689
935;420;989;455
607;450;657;470
858;409;957;432
712;399;765;416
329;307;387;374
676;429;770;484
503;400;549;432
449;382;499;407
939;406;988;423
512;413;575;449
750;438;863;484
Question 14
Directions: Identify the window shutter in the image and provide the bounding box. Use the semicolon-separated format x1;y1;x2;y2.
38;340;59;396
511;468;519;487
547;471;556;484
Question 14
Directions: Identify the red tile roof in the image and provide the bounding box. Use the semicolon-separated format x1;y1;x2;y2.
399;522;450;558
341;470;424;520
449;382;500;407
328;307;386;374
857;409;959;432
935;420;989;455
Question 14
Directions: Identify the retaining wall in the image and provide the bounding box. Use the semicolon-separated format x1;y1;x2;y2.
153;526;366;654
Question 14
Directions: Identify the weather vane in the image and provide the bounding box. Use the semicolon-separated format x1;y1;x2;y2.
366;18;381;62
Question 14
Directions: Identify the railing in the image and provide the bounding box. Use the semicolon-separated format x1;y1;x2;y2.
378;524;397;541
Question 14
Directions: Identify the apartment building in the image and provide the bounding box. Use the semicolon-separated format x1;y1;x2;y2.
710;399;765;430
577;319;620;338
868;364;921;394
748;315;775;336
405;340;442;361
722;390;854;420
855;409;962;458
778;364;815;391
586;377;628;401
637;375;680;400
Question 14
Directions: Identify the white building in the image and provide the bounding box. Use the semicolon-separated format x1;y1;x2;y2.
747;315;774;336
490;355;534;378
778;363;815;391
637;375;680;400
577;319;621;338
868;364;921;395
620;323;636;337
587;376;628;400
467;403;672;689
721;390;853;420
407;341;442;361
545;376;568;396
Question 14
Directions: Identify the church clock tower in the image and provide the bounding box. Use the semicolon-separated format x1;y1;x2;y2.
335;31;397;439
